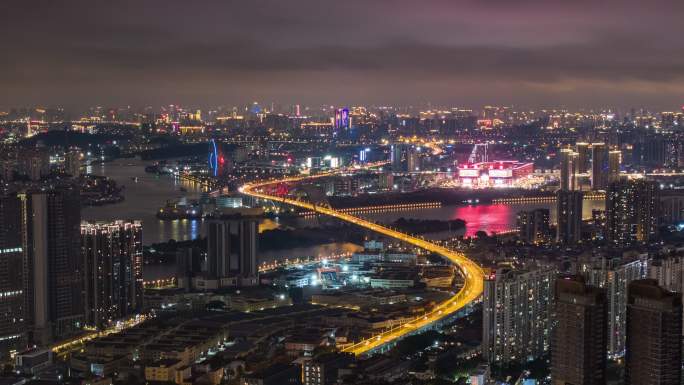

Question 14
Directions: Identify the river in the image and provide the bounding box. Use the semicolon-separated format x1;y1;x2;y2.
82;159;205;243
81;159;363;263
293;199;604;238
83;158;604;248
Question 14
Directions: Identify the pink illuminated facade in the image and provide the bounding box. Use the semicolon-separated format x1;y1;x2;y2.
457;161;533;187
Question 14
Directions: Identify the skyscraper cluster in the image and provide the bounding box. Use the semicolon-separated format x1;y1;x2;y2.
185;208;260;290
558;142;621;193
390;143;421;173
0;186;143;358
579;256;646;356
556;142;659;246
552;277;683;385
516;208;551;244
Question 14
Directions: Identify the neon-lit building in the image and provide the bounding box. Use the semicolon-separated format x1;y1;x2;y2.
333;108;350;138
457;161;533;187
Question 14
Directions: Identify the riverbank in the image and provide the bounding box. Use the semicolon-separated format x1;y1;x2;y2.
329;188;554;208
390;218;467;234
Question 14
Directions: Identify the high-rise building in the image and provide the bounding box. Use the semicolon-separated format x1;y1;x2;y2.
648;256;684;295
64;151;82;177
20;188;83;344
390;143;414;173
81;221;143;329
634;134;666;167
18;150;50;181
660;189;684;224
559;149;579;191
516;208;550;244
552;276;608;385
579;256;646;356
176;246;203;290
333;108;350;132
625;279;682;385
406;149;420;172
390;143;404;172
205;211;259;287
576;142;590;174
605;179;659;246
0;194;26;358
483;268;555;366
608;150;621;183
378;172;394;191
648;256;684;333
591;143;608;190
556;190;583;244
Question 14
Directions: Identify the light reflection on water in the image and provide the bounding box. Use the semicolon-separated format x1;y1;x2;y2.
84;160;604;264
82;159;205;245
296;200;605;237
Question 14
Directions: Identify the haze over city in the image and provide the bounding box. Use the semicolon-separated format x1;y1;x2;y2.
2;1;684;385
2;0;684;109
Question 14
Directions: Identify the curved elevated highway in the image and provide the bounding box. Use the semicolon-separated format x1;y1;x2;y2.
240;167;484;355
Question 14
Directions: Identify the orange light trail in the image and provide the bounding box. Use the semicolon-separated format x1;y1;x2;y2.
240;163;484;355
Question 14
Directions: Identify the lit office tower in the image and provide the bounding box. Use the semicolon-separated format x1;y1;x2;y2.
333;107;350;138
483;268;555;366
552;276;608;385
580;256;645;356
206;212;259;287
575;142;590;174
625;279;682;385
605;179;659;246
608;150;621;183
516;208;550;244
556;190;583;244
559;148;579;191
390;143;418;173
390;143;402;171
20;188;83;344
0;194;26;358
334;107;350;130
407;149;420;172
591;142;608;190
81;221;143;329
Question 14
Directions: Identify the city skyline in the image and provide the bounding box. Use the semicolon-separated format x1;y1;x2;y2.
3;1;684;384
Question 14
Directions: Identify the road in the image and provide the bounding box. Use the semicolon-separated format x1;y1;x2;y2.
51;314;150;358
240;165;485;355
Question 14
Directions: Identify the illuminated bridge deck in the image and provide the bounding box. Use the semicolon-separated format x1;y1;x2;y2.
240;166;485;356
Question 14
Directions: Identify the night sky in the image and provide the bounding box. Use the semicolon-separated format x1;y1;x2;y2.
2;0;683;110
